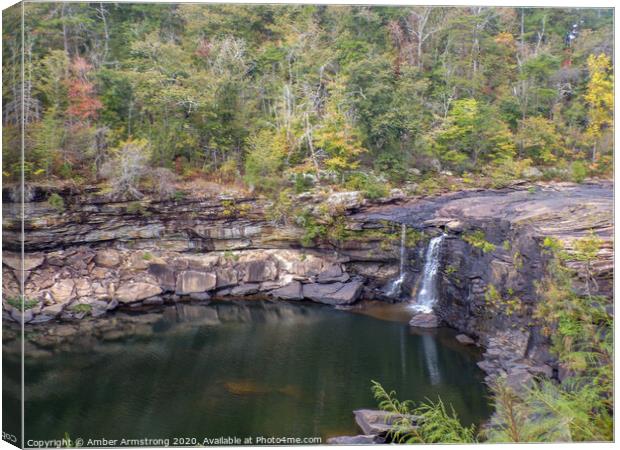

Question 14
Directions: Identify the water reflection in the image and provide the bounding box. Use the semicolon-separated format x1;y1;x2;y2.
4;300;491;442
421;334;441;386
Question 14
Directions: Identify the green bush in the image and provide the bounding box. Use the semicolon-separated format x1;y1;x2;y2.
462;230;496;253
293;173;315;194
71;303;92;314
345;172;389;200
6;296;38;310
47;193;65;212
295;210;326;246
371;381;476;443
571;161;588;183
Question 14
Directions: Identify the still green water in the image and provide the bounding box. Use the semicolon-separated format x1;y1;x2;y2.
12;300;491;444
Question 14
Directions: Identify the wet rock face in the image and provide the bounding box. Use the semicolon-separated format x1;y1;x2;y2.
355;182;613;382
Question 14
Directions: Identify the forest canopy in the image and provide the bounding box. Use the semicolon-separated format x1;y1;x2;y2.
2;3;614;196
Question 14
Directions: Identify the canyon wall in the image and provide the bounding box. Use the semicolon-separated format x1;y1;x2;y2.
2;182;613;383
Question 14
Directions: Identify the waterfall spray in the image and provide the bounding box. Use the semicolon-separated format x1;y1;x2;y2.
385;224;407;298
411;234;445;312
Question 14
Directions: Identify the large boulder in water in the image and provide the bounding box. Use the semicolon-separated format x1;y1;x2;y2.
269;281;303;300
115;282;162;303
354;409;417;436
409;312;439;328
303;281;363;305
326;435;382;445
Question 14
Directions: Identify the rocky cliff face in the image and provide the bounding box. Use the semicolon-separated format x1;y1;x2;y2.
355;181;613;383
2;182;613;384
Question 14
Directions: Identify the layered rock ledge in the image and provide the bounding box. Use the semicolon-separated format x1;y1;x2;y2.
2;181;613;387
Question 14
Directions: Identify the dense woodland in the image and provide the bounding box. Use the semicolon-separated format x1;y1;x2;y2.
2;3;613;198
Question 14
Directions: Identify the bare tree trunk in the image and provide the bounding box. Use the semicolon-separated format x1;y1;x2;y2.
304;113;321;182
535;14;546;56
61;3;69;57
97;3;110;63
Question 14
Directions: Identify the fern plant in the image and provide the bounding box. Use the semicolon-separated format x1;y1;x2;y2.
371;381;476;443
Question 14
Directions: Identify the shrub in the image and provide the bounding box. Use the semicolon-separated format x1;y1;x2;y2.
266;189;294;225
244;129;286;193
571;161;588;183
371;381;476;443
100;138;151;200
345;172;389;200
293;173;315;194
47;193;65;212
149;167;177;199
462;230;496;253
218;158;240;184
71;303;92;314
295;210;326;246
6;296;38;310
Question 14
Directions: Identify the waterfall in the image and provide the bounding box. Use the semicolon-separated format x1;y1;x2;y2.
411;234;445;312
385;223;407;298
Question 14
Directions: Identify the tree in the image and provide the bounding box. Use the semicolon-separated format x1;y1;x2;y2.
243;129;287;193
516;116;566;164
313;87;366;178
433;99;515;171
584;53;613;163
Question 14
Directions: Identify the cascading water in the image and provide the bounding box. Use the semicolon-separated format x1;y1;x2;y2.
385;223;407;298
411;234;445;312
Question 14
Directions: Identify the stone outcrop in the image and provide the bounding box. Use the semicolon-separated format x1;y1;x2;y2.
176;271;217;295
354;409;417;436
302;280;363;305
355;181;613;384
2;181;613;389
116;282;162;304
3;246;365;322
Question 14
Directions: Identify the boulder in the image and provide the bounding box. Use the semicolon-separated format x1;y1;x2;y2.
126;252;150;271
41;303;66;317
325;191;364;211
455;334;475;345
115;282;162;303
243;259;278;283
94;249;121;268
317;265;349;283
215;268;238;288
269;281;303;300
505;369;535;394
50;279;75;304
189;292;211;301
354;409;416;436
2;252;44;271
527;364;553;378
176;270;216;295
148;264;177;291
326;435;380;445
230;284;260;296
143;296;165;305
272;251;325;277
523;167;543;178
303;281;363;305
10;308;34;324
409;313;439;328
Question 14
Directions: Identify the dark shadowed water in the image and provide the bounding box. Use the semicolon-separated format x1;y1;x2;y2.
6;300;491;444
